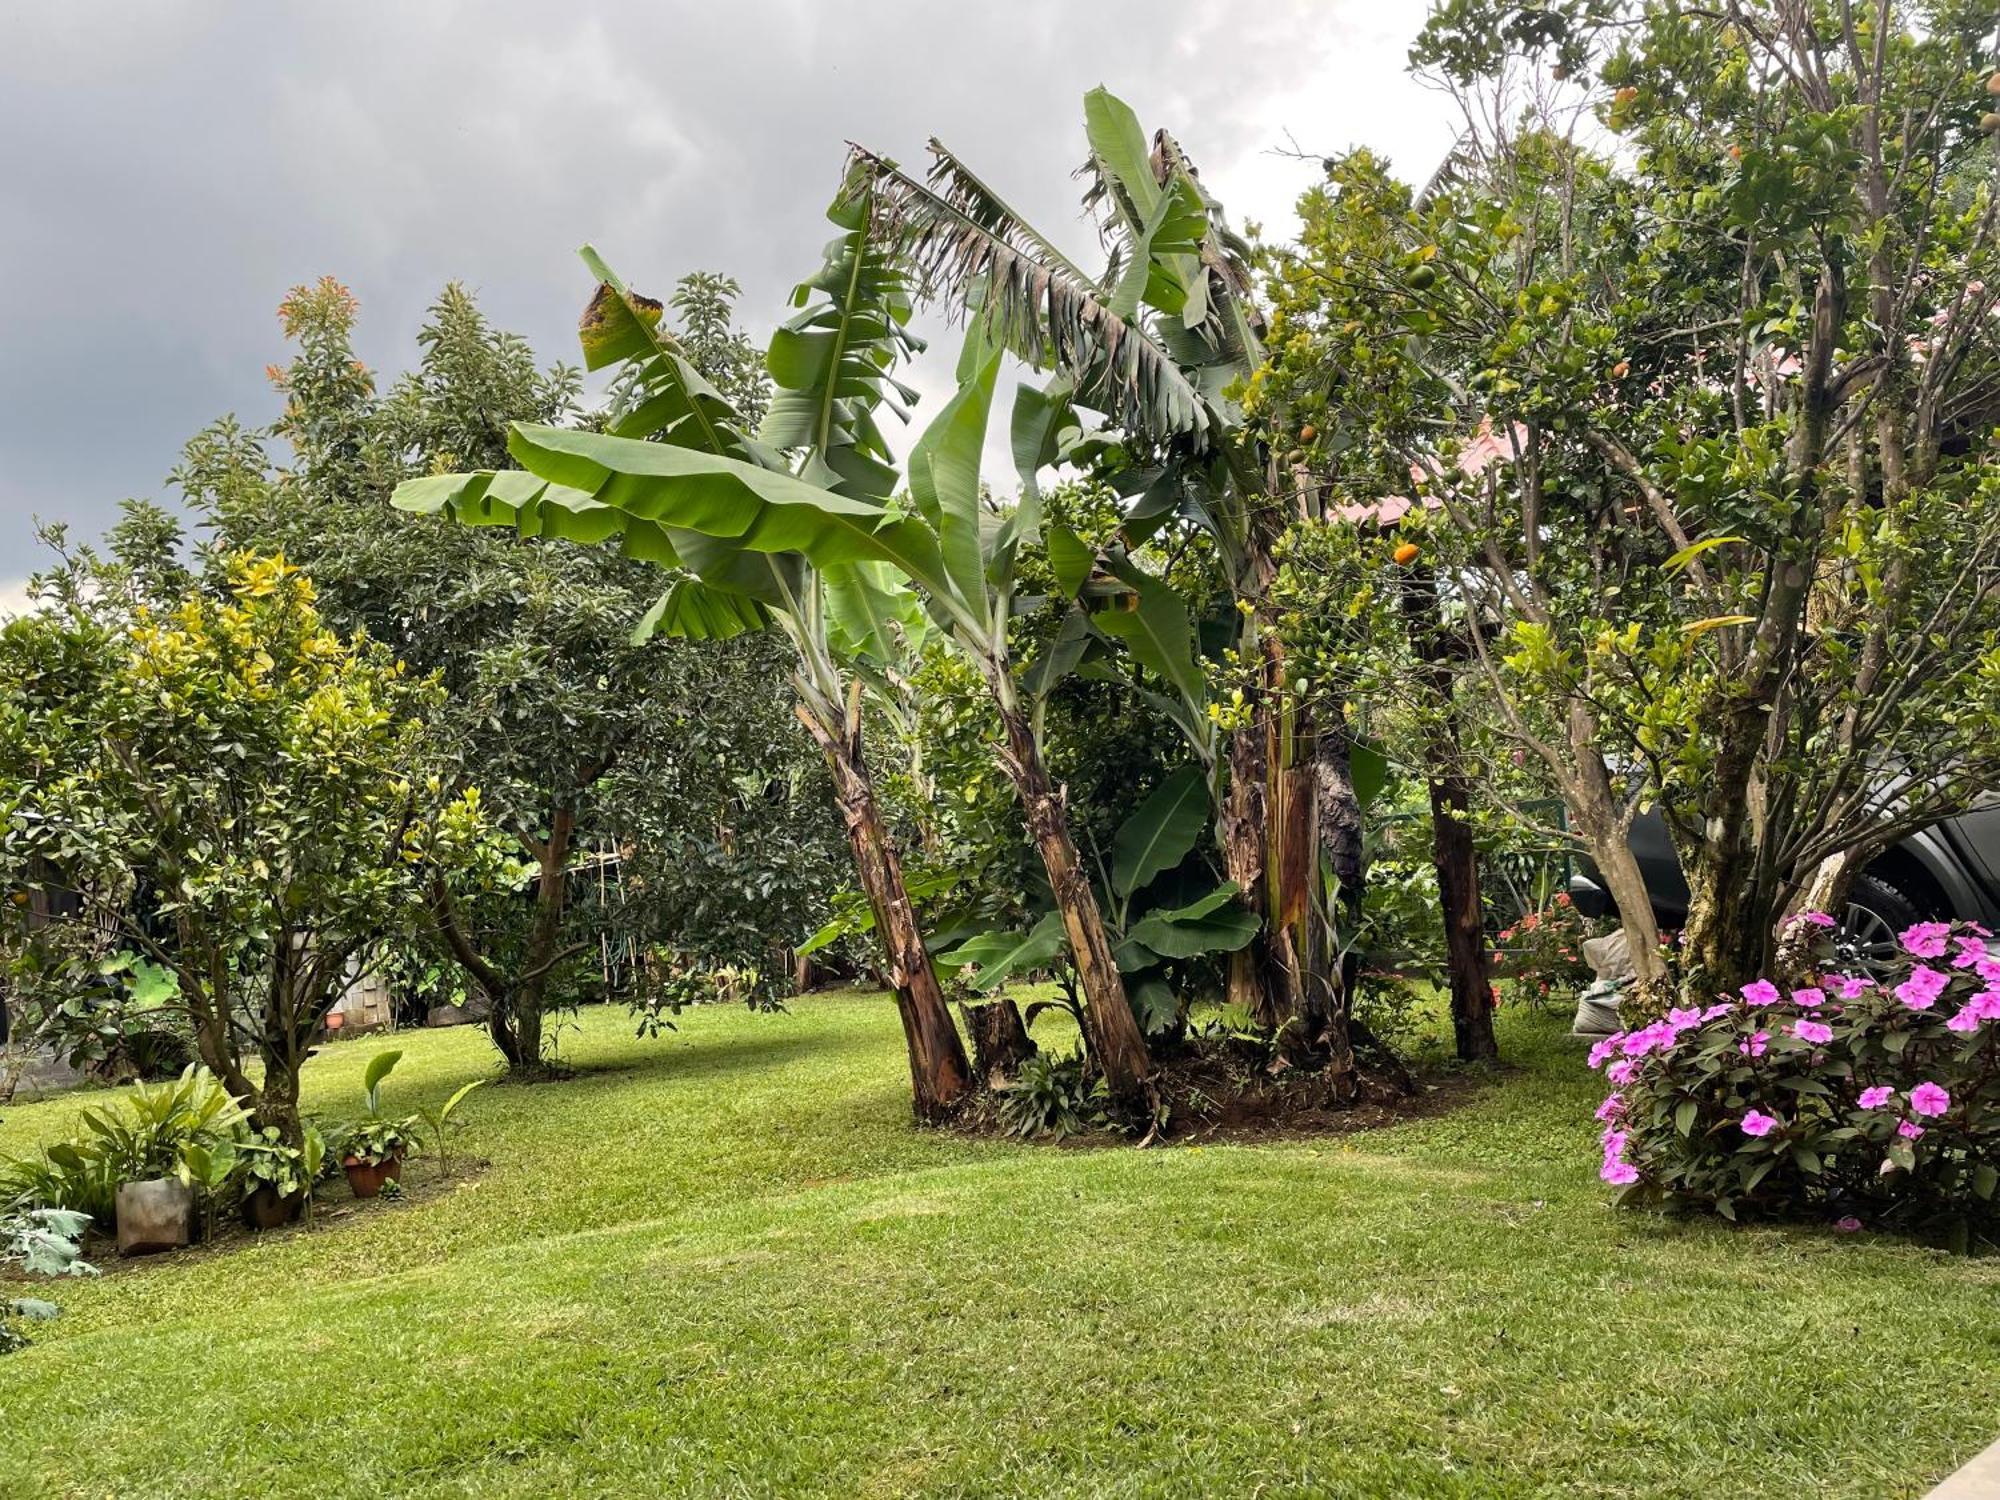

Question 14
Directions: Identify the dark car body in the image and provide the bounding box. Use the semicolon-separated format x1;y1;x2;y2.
1570;804;2000;953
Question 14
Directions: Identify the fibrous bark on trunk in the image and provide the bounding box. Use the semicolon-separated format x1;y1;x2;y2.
991;700;1154;1099
796;701;973;1123
964;998;1037;1086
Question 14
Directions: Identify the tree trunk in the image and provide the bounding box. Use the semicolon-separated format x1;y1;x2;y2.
990;700;1154;1099
964;998;1037;1086
795;702;973;1122
1219;704;1275;1027
1401;568;1497;1061
484;809;576;1076
1430;769;1497;1062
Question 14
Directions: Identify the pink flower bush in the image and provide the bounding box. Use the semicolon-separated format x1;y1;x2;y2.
1586;920;2000;1240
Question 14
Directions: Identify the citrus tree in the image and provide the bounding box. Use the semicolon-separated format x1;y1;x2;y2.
1261;0;2000;1004
0;551;476;1141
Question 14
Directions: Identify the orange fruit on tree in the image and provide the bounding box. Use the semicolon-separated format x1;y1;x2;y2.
1393;542;1421;566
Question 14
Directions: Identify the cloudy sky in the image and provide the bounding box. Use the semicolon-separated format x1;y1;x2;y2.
0;1;1458;611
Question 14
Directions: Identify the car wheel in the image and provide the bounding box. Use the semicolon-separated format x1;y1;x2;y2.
1836;874;1923;978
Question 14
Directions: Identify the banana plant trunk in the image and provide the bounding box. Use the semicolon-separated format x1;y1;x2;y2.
795;703;973;1122
991;701;1155;1099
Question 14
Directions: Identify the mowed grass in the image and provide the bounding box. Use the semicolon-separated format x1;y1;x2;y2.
2;994;1997;1498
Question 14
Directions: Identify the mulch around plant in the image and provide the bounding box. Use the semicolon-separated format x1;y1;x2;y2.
22;1157;493;1279
953;1038;1504;1148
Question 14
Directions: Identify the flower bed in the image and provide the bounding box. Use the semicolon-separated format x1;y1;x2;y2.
1589;916;2000;1243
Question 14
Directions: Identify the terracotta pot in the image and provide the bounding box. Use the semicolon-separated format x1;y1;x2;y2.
342;1153;402;1199
324;1012;346;1032
243;1183;304;1231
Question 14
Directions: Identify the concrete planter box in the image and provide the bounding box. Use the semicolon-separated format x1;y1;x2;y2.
115;1177;193;1257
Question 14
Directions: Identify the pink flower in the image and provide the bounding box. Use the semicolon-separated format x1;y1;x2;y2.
1947;1004;1984;1035
1595;1094;1625;1123
1900;922;1953;959
1976;957;2000;986
1789;910;1838;929
1741;979;1782;1007
1970;989;2000;1021
1953;935;1992;969
1600;1127;1628;1157
1834;1215;1863;1232
1601;1159;1640;1185
1738;1030;1770;1058
1701;1003;1733;1022
1621;1021;1681;1059
1606;1059;1638;1086
1909;1081;1951;1117
1587;1035;1622;1070
1667;1006;1704;1031
1740;1109;1780;1137
1791;1018;1834;1045
1857;1085;1896;1109
1829;974;1874;1001
1791;987;1827;1009
1898;1120;1926;1140
1895;966;1950;1010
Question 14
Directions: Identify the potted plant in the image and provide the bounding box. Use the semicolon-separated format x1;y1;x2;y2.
338;1115;416;1198
337;1050;420;1198
81;1066;244;1257
237;1124;325;1230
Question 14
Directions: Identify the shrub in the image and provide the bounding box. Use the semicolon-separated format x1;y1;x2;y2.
1494;893;1603;1010
1591;918;2000;1244
995;1053;1106;1140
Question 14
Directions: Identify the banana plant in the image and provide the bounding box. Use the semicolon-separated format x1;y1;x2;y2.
398;303;1160;1098
396;178;975;1122
849;87;1372;1067
940;764;1255;1040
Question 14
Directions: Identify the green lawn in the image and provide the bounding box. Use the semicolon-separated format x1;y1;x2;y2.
1;994;1994;1498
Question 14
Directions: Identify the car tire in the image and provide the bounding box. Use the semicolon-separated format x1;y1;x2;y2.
1838;873;1923;976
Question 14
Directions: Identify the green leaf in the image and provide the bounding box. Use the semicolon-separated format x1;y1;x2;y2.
1127;885;1258;959
1663;534;1745;574
908;338;1003;621
822;562;924;666
1045;525;1094;598
1093;556;1206;713
1349;739;1389;810
940;911;1068;992
759;180;916;504
1111;766;1210;898
1131;978;1179;1034
631;580;770;644
1674;1099;1698;1137
363;1049;402;1106
438;1080;488;1126
1023;609;1096;700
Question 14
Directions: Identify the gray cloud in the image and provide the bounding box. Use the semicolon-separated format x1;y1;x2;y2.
0;0;1453;592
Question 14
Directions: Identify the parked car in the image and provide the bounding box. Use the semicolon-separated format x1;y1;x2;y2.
1569;804;2000;972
